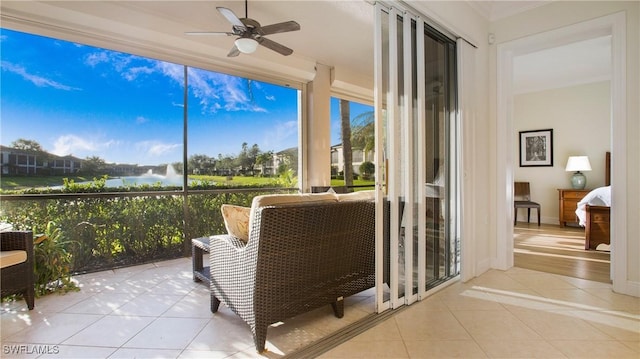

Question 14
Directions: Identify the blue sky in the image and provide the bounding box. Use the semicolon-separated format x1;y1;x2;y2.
1;28;372;166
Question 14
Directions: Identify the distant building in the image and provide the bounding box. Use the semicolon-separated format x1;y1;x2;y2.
108;163;155;176
49;155;82;175
330;144;374;175
0;146;156;176
266;147;297;176
0;145;82;175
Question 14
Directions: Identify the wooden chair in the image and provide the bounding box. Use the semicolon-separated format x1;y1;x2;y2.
514;182;541;226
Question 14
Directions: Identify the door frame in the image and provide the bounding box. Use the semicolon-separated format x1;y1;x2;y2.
495;12;629;293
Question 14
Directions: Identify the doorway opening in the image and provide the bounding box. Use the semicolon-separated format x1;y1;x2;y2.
496;12;627;291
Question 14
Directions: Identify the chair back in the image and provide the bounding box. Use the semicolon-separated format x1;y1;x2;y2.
514;182;531;201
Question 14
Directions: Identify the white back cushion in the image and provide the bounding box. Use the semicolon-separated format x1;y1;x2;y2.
336;190;375;202
247;193;339;241
251;192;338;208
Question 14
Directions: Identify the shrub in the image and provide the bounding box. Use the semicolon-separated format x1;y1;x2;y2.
33;221;79;296
359;161;375;180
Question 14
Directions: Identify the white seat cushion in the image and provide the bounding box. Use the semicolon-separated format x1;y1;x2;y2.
0;250;27;269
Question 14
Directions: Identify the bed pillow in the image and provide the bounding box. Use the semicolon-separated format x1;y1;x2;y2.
221;204;251;243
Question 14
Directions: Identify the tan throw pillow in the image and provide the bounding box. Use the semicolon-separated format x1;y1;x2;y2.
221;204;250;243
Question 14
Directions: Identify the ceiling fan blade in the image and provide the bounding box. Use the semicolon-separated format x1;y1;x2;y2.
260;21;300;36
257;37;293;56
217;7;246;30
185;31;234;36
227;45;241;57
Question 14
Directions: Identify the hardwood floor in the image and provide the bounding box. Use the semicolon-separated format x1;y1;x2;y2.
514;222;611;283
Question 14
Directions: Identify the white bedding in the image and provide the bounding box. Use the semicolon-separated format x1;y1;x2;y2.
575;186;611;226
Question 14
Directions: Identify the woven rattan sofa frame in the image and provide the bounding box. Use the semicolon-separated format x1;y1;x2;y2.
1;231;35;310
208;200;375;353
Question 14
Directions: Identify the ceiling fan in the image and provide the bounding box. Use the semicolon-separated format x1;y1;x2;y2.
185;0;300;57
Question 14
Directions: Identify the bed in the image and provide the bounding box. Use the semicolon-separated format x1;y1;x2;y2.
575;152;611;250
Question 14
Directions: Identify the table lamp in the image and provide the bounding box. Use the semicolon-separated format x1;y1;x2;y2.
565;156;592;189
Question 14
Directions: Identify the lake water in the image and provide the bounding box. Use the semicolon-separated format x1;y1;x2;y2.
83;165;190;187
101;174;185;187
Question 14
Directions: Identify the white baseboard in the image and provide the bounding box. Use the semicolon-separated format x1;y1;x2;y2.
477;258;493;275
615;279;640;298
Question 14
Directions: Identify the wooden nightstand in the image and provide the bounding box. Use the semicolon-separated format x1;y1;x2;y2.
557;189;590;227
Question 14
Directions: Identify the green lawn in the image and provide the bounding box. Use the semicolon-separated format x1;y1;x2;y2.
330;179;375;189
0;175;94;191
0;175;278;191
189;175;278;186
1;174;375;192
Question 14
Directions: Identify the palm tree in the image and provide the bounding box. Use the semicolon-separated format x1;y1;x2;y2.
351;111;375;154
340;99;353;187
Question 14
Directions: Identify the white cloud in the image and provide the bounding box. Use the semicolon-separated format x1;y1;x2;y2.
81;50;267;114
156;61;184;83
1;61;80;91
264;120;297;149
102;139;120;149
84;51;111;67
51;135;98;156
123;66;154;81
135;116;149;124
135;140;182;157
50;135;122;158
188;68;266;114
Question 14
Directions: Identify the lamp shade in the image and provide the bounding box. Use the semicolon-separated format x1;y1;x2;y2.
235;38;258;54
565;156;592;172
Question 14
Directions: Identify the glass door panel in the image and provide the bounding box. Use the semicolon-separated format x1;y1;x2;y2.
375;3;460;312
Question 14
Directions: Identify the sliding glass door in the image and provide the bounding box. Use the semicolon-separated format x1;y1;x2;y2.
374;3;460;311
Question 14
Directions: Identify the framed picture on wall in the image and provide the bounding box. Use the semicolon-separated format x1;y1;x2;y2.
519;129;553;167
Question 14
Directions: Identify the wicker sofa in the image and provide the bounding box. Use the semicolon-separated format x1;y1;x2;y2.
208;191;375;352
0;231;35;310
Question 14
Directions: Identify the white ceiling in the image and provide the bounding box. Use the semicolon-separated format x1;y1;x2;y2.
0;0;608;95
466;0;551;21
513;35;612;94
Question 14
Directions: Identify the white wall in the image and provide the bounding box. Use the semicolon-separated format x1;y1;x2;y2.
514;81;611;224
410;0;493;278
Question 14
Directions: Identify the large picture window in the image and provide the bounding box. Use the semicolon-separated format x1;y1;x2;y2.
329;97;374;186
1;29;300;190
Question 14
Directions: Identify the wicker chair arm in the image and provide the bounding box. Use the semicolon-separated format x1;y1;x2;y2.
209;234;258;315
209;234;253;271
209;234;246;251
0;231;33;252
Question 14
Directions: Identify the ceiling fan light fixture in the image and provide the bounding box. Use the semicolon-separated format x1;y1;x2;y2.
235;38;258;53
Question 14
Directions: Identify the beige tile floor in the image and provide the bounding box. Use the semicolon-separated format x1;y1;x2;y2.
1;259;639;358
1;257;374;358
320;267;640;359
